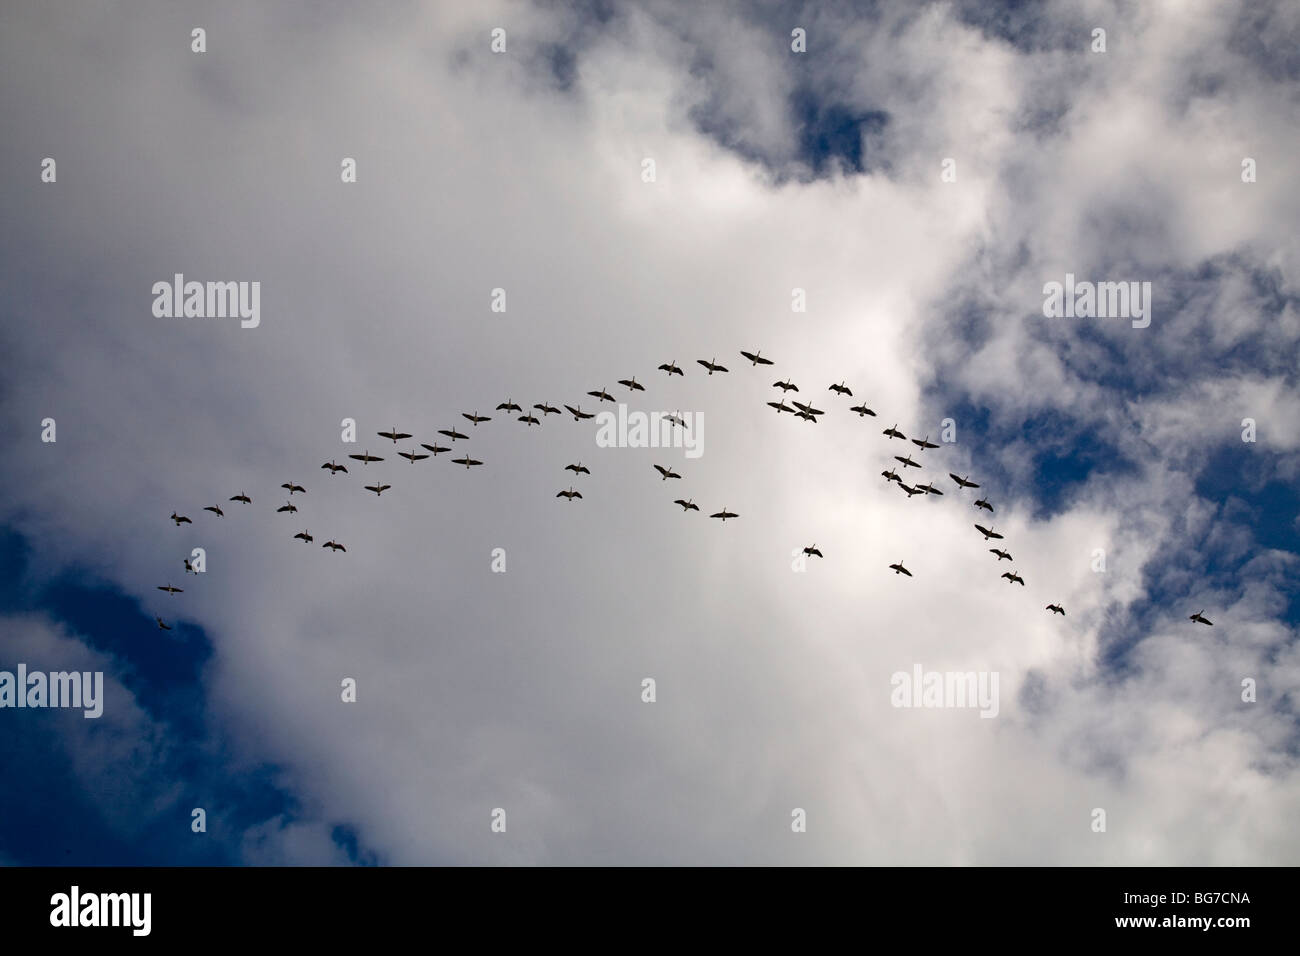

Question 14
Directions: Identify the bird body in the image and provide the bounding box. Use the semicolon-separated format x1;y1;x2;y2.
321;460;348;474
277;501;298;514
496;400;523;413
773;379;799;392
710;507;739;521
399;450;430;463
229;493;252;504
618;377;646;391
364;483;392;495
849;403;876;417
889;561;912;577
565;462;590;476
452;457;483;469
169;512;191;526
974;498;993;512
564;405;595;421
975;524;1003;540
1190;610;1213;626
1001;571;1026;586
463;412;492;425
740;350;774;366
1046;604;1065;615
348;450;384;463
437;429;468;442
697;357;728;375
883;424;906;440
950;473;980;489
322;540;346;552
989;548;1012;561
420;443;450;456
803;544;823;558
658;361;684;376
674;498;699;512
204;505;224;517
281;481;306;495
556;487;583;500
829;381;852;396
654;464;681;481
378;427;412;443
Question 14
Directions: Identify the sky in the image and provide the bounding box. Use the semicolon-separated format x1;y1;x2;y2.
0;0;1297;865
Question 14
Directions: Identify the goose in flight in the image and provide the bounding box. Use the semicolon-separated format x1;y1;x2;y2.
437;428;468;441
773;379;799;392
889;561;912;577
322;540;346;552
281;481;306;495
1189;610;1213;626
183;558;196;574
277;501;298;514
155;616;172;631
517;414;541;426
898;483;924;498
792;401;825;416
565;462;590;475
496;399;523;413
364;483;392;495
618;377;646;391
378;426;412;443
918;481;943;495
348;450;385;464
452;457;483;469
321;460;348;474
950;473;980;489
912;435;940;450
894;455;921;469
881;468;900;483
664;412;688;429
975;524;1003;540
587;387;616;403
674;498;700;512
653;465;681;481
1046;604;1065;615
169;512;192;526
974;498;993;512
399;450;430;463
709;506;739;521
883;424;906;440
1001;571;1026;586
768;401;796;414
740;350;774;366
420;443;451;456
203;505;225;517
849;403;877;417
534;403;561;416
989;548;1013;561
294;530;314;543
462;412;492;425
697;357;728;375
229;492;252;504
564;404;595;421
556;487;583;501
157;583;183;595
794;410;819;423
803;544;823;558
658;360;684;376
829;381;852;397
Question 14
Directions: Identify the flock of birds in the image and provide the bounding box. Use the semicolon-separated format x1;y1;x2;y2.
148;348;1216;632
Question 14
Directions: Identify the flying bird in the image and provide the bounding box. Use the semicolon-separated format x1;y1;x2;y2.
658;361;684;376
556;487;583;501
889;561;913;577
989;548;1013;561
950;473;980;489
496;399;523;413
881;469;900;483
157;584;183;595
452;457;483;469
281;481;306;495
674;498;700;512
294;530;314;543
564;404;595;421
277;501;298;514
898;483;924;498
975;524;1004;540
773;379;799;392
1046;604;1065;615
1001;571;1026;586
462;412;492;425
803;544;823;558
399;450;430;463
565;462;591;475
420;443;450;456
653;465;681;481
348;450;385;464
768;401;796;414
664;412;688;429
378;426;412;443
534;403;561;416
894;455;921;469
912;435;940;450
587;387;615;403
740;350;774;366
437;428;468;442
794;410;819;423
792;401;825;416
618;377;646;391
322;540;346;552
709;506;739;521
829;381;852;396
697;357;728;375
1189;610;1213;626
169;512;192;526
229;493;252;504
183;558;196;574
203;505;224;517
517;414;541;426
974;498;994;512
918;481;943;495
883;424;907;440
155;616;172;631
849;403;877;417
321;460;348;474
364;483;392;495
